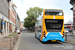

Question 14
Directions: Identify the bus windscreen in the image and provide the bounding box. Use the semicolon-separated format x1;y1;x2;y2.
45;19;63;32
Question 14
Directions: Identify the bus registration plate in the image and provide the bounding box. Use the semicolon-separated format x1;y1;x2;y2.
51;40;56;42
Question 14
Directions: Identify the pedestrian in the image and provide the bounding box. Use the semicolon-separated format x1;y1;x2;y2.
1;29;3;35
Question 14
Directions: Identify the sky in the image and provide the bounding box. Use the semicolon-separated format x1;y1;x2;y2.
13;0;73;23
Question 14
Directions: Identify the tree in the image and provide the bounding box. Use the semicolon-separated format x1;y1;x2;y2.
27;7;43;17
24;7;43;29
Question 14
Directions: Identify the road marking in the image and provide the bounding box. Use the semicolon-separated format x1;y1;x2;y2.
16;38;21;50
16;33;22;50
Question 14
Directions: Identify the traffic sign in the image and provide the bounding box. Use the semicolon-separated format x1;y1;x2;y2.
2;22;5;25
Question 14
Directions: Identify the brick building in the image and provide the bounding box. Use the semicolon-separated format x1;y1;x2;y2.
9;0;17;33
9;0;21;32
21;21;24;29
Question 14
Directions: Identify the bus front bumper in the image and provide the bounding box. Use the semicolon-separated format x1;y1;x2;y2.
42;37;65;42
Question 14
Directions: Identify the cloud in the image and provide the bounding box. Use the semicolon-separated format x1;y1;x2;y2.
13;0;73;23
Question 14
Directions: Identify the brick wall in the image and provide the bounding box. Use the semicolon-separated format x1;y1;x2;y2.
9;2;16;24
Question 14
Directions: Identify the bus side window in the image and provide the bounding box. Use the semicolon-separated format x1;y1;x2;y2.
37;26;42;32
45;12;49;15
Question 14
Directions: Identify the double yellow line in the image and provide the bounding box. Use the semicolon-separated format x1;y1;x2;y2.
16;38;21;50
16;34;22;50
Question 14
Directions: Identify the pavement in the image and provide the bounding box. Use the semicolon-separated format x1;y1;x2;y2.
0;33;11;40
65;35;75;45
11;33;22;50
16;31;75;50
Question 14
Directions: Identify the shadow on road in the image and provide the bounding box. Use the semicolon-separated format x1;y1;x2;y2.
35;36;62;44
41;41;62;44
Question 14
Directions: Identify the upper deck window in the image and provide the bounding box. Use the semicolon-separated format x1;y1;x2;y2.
45;9;63;16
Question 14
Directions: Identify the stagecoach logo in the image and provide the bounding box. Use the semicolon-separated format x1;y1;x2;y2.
50;34;52;36
50;34;58;36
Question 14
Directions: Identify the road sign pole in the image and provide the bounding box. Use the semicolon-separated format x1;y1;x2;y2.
65;32;67;41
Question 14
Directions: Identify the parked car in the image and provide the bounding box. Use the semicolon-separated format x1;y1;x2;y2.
65;29;69;33
16;29;21;34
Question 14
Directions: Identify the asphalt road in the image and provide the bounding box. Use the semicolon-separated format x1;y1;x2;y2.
18;31;75;50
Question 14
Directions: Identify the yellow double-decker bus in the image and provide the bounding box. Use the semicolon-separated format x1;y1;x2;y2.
35;9;65;42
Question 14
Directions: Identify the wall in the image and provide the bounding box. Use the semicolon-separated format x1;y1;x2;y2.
9;2;16;24
9;1;17;32
73;3;75;29
0;0;9;17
